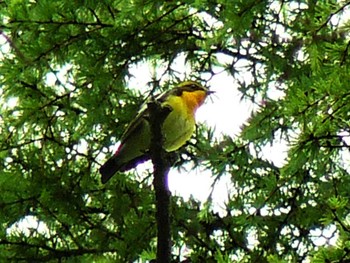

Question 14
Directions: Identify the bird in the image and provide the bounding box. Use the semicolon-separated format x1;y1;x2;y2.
99;81;213;184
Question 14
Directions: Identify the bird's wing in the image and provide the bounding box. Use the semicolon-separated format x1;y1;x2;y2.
119;106;148;144
119;91;174;144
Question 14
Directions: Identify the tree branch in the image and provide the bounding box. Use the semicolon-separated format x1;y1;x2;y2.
148;100;172;263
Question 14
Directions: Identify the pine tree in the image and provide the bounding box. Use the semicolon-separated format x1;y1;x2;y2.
1;0;350;262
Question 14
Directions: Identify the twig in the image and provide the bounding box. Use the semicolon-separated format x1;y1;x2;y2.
315;1;350;34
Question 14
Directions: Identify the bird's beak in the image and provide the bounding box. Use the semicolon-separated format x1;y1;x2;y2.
206;90;215;95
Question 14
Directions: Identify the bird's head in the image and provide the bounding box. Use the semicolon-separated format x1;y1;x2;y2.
173;81;214;113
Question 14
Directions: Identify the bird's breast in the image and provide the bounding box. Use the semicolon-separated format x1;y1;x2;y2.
161;97;196;152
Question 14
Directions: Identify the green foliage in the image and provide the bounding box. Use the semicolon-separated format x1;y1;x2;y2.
1;0;350;262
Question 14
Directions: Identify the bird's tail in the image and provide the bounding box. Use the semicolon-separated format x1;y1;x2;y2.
100;154;150;184
100;156;121;184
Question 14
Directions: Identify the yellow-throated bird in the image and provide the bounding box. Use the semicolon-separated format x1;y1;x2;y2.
100;81;213;184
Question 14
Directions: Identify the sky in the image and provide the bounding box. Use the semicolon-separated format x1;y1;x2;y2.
125;53;338;252
127;54;288;210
